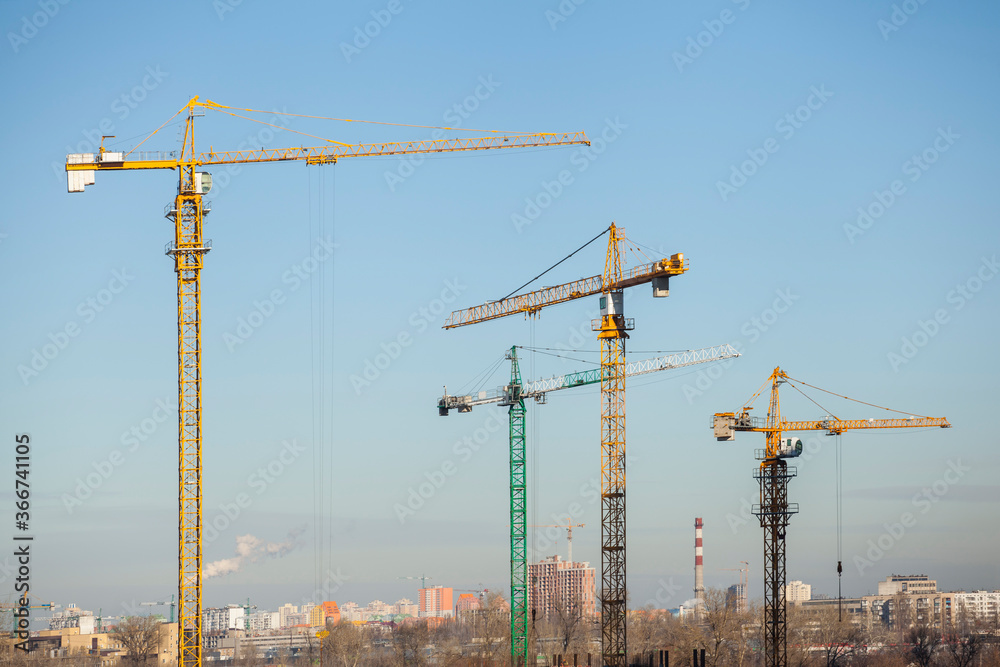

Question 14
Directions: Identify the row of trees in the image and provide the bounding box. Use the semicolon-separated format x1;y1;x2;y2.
4;589;999;667
275;589;1000;667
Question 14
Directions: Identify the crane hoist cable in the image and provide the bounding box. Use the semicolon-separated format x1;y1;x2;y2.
307;163;338;588
622;238;654;268
309;167;322;589
836;433;844;622
200;101;530;134
123;98;562;161
783;374;936;419
497;226;609;302
327;164;338;579
107;120;186;149
126;107;186;156
520;345;700;356
785;380;841;421
457;354;508;398
530;319;539;576
520;347;599;368
207;107;353;146
320;164;328;584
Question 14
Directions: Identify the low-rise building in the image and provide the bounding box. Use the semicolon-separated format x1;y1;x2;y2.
26;621;177;665
877;574;937;596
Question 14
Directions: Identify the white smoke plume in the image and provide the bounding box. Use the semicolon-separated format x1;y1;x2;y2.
203;526;306;579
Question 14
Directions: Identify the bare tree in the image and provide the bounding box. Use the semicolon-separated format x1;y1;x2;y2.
324;622;368;667
390;623;429;667
626;606;675;667
550;595;590;657
301;629;320;666
908;625;941;667
626;607;660;664
807;606;862;667
890;594;913;638
473;592;512;666
112;616;162;667
700;587;756;667
235;640;263;667
784;603;811;667
942;632;982;667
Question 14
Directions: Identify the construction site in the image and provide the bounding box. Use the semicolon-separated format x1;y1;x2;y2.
1;3;997;667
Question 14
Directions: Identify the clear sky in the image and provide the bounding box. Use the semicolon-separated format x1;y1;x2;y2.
1;0;998;621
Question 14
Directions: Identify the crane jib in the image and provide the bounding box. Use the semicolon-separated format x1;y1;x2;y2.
65;132;591;179
443;255;689;329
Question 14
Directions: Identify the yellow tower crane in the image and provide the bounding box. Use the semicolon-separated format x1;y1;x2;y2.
444;223;688;667
65;96;589;667
713;367;950;667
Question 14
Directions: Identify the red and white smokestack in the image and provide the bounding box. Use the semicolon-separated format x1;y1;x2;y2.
694;518;705;604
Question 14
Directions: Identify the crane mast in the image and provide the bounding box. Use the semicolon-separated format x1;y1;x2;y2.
66;96;589;667
503;347;529;665
714;367;950;667
756;369;792;667
173;108;209;667
597;228;628;664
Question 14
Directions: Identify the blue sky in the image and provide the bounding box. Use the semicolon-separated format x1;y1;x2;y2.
1;0;997;619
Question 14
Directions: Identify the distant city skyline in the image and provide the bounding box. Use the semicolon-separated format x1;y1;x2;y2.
36;572;1000;633
31;569;1000;636
3;1;997;635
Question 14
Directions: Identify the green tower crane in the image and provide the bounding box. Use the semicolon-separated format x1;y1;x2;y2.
439;344;740;665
